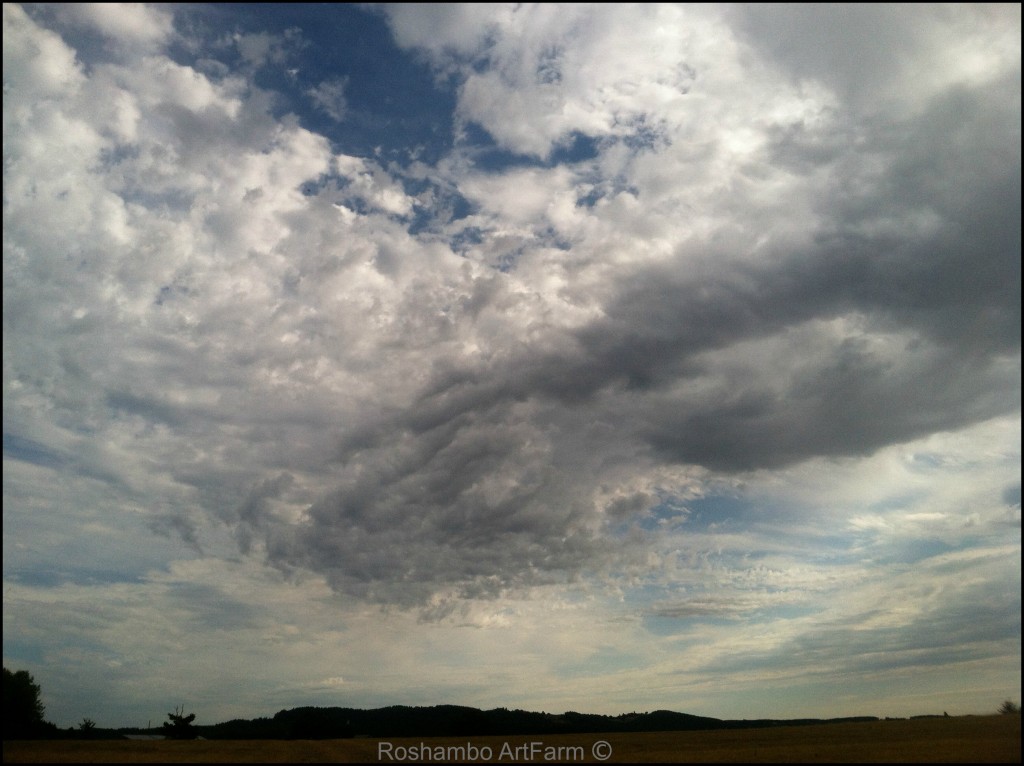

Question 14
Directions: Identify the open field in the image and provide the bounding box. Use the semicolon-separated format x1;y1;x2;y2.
4;714;1020;763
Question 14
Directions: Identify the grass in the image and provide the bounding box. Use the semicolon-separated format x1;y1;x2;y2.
3;714;1019;763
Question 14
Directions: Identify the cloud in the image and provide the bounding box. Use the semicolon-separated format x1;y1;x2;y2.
55;2;174;48
728;4;1021;112
384;4;705;159
382;4;506;59
5;0;1020;607
3;3;1019;726
307;77;348;122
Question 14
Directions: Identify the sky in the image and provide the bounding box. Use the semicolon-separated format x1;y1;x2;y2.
2;3;1020;730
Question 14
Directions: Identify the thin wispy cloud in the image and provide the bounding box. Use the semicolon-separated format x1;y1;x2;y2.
3;3;1020;728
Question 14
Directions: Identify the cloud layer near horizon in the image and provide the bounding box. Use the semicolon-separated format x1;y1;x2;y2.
3;3;1020;727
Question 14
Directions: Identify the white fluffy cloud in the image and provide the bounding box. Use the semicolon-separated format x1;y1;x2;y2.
56;2;173;47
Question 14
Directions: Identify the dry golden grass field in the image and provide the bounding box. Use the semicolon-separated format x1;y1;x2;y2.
4;714;1020;763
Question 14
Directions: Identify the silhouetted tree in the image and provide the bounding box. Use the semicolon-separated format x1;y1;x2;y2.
78;718;97;738
2;667;48;739
999;700;1020;715
162;705;198;739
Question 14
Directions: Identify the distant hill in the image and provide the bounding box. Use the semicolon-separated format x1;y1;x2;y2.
111;705;877;740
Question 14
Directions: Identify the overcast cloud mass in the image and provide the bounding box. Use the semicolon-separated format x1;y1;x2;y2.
3;3;1020;728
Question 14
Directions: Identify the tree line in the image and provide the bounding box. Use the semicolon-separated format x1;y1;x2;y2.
3;666;1020;740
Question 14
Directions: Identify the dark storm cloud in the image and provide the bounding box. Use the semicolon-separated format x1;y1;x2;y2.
266;401;625;609
149;510;203;554
578;214;1019;472
541;74;1019;470
255;65;1021;597
727;4;933;107
234;472;294;554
